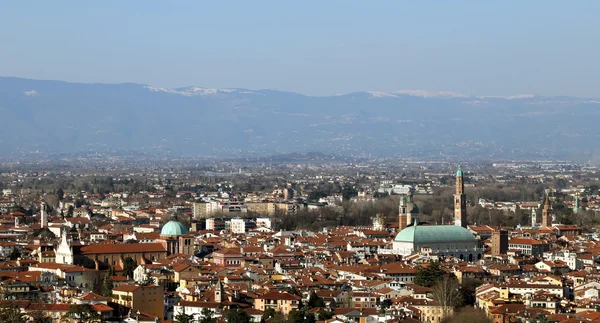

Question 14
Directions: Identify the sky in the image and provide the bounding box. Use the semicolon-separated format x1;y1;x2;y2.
1;1;599;97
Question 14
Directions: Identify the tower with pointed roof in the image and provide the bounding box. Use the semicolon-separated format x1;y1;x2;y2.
541;194;553;228
398;188;419;231
214;280;223;303
454;165;467;228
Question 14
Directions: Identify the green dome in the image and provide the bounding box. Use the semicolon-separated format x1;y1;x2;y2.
161;220;188;236
394;225;476;244
456;165;463;177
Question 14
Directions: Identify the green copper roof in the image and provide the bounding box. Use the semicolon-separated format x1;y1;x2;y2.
456;165;463;177
161;220;188;236
394;225;476;244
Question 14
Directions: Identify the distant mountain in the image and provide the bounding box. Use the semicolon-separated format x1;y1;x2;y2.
0;76;598;160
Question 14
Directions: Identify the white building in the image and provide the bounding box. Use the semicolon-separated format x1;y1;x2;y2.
229;218;246;234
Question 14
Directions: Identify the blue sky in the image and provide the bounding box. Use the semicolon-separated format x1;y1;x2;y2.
1;1;598;97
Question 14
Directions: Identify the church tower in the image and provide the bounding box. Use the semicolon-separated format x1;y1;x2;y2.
398;195;408;231
214;280;223;303
40;201;47;228
454;165;467;228
541;194;553;228
398;188;419;231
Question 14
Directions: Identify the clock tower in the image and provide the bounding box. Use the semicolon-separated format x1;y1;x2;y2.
454;165;467;228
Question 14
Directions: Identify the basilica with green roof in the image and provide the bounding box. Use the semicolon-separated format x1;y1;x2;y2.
391;165;484;261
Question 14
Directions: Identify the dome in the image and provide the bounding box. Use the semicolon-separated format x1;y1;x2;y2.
394;225;476;244
456;165;463;177
161;220;188;237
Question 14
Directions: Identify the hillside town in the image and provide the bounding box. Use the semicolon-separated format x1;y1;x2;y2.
0;161;599;323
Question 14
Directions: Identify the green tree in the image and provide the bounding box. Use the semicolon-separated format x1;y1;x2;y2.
101;276;114;297
414;261;445;287
317;309;334;320
122;257;137;279
341;185;358;201
460;278;483;306
63;304;101;323
307;291;325;309
288;310;306;323
57;188;65;201
226;308;251;323
0;303;27;323
305;312;316;323
8;248;20;260
175;307;195;323
262;308;276;320
107;266;116;277
199;308;215;323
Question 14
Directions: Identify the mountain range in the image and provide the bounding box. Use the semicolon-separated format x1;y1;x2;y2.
0;76;598;160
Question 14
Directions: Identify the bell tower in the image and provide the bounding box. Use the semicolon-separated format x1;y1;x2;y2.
40;201;48;228
541;194;553;228
454;165;467;228
398;195;408;231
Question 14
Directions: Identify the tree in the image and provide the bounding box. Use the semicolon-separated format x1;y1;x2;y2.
460;278;483;306
63;304;101;323
262;308;276;320
0;303;27;323
226;308;250;323
122;257;137;279
199;308;216;323
317;309;334;320
328;298;337;309
341;185;358;201
432;276;463;319
8;248;20;260
307;291;326;309
57;188;65;201
414;261;445;287
289;310;305;323
27;309;53;323
175;307;195;323
101;276;114;297
531;313;552;323
107;266;116;277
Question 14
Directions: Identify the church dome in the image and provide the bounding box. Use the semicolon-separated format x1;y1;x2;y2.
161;219;188;237
394;225;475;244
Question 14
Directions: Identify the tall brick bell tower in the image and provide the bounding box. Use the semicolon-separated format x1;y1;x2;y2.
454;165;467;228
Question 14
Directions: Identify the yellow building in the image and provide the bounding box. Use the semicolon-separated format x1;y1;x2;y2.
112;284;164;319
254;291;301;315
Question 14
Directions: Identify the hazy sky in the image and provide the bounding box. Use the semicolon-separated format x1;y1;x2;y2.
1;1;598;97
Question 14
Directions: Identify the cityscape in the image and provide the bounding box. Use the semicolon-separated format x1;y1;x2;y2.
1;2;600;323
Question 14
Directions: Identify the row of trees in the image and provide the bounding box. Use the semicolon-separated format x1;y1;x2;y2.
0;303;101;323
